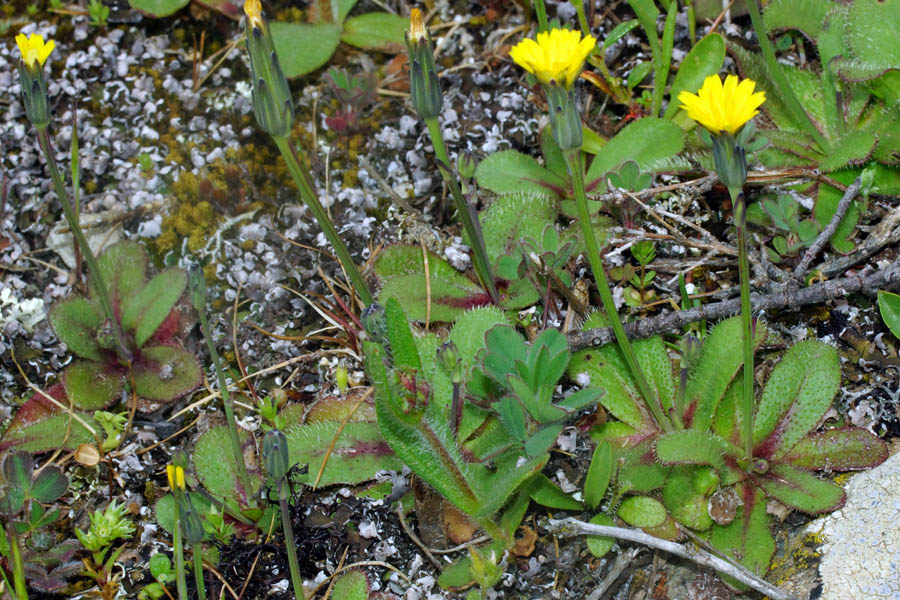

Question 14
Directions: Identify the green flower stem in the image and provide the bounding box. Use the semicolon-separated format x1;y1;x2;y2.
196;307;256;508
172;505;187;600
192;546;207;600
7;523;28;600
423;117;500;305
572;0;590;37
565;150;673;433
273;136;373;307
745;0;827;151
532;0;549;31
36;127;130;362
278;481;305;600
733;190;755;463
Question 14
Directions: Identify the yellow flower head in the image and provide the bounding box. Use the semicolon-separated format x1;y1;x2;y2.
244;0;263;29
409;8;427;44
166;464;185;491
677;74;766;136
15;33;55;69
509;28;597;89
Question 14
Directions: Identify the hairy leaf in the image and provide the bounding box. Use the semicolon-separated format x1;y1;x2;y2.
474;150;566;198
63;361;123;410
758;463;845;513
584;441;613;510
783;428;889;471
121;269;187;348
132;345;202;403
753;340;840;460
49;298;103;361
618;495;666;528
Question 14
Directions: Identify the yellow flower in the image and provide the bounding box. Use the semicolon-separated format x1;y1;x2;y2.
243;0;263;29
166;464;185;491
409;7;427;44
15;33;55;69
509;28;597;89
677;74;766;136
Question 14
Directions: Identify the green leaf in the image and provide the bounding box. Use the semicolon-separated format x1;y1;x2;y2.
495;396;527;442
154;493;213;535
783;428;888;471
878;290;900;340
759;463;845;513
654;430;731;476
584;441;612;509
127;0;189;17
30;467;69;503
0;452;32;512
664;34;726;119
524;424;563;457
448;307;510;376
662;468;712;531
384;298;421;371
617;495;666;528
132;345;202;402
94;240;148;305
193;427;262;505
271;22;341;79
585;118;684;193
527;474;582;510
121;269;187;347
64;361;123;410
707;486;774;586
340;12;407;52
1;411;97;454
49;298;103;361
330;570;369;600
753;340;841;460
478;193;556;267
684;316;767;432
586;513;616;557
284;421;403;487
818;131;878;172
474;150;566;197
375;245;488;323
846;0;900;70
763;0;831;39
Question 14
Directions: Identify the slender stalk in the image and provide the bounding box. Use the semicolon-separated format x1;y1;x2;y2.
192;547;207;600
572;0;590;37
532;0;549;31
197;308;256;508
7;522;28;600
745;0;827;151
172;508;187;600
424;118;500;305
565;150;673;433
733;191;755;463
272;136;373;307
36;127;130;361
278;482;305;600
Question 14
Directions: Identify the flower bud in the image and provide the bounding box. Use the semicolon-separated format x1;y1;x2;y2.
711;133;747;199
244;0;294;137
456;152;477;180
436;341;463;385
17;62;51;129
263;429;290;481
179;495;206;545
405;9;443;120
188;262;208;314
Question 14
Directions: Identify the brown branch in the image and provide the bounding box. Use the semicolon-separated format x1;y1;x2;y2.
569;261;900;351
794;176;862;280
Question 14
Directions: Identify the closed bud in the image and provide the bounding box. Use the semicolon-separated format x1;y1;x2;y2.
436;341;462;385
263;429;290;481
405;10;443;120
456;151;477;180
711;133;747;200
188;262;207;314
180;495;206;545
361;303;387;344
244;0;294;138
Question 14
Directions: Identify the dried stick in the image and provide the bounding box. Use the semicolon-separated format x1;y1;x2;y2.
793;176;862;280
822;203;900;278
545;517;796;600
569;260;900;351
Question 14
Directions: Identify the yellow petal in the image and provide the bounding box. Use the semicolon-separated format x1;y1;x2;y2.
509;27;597;89
680;74;765;134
